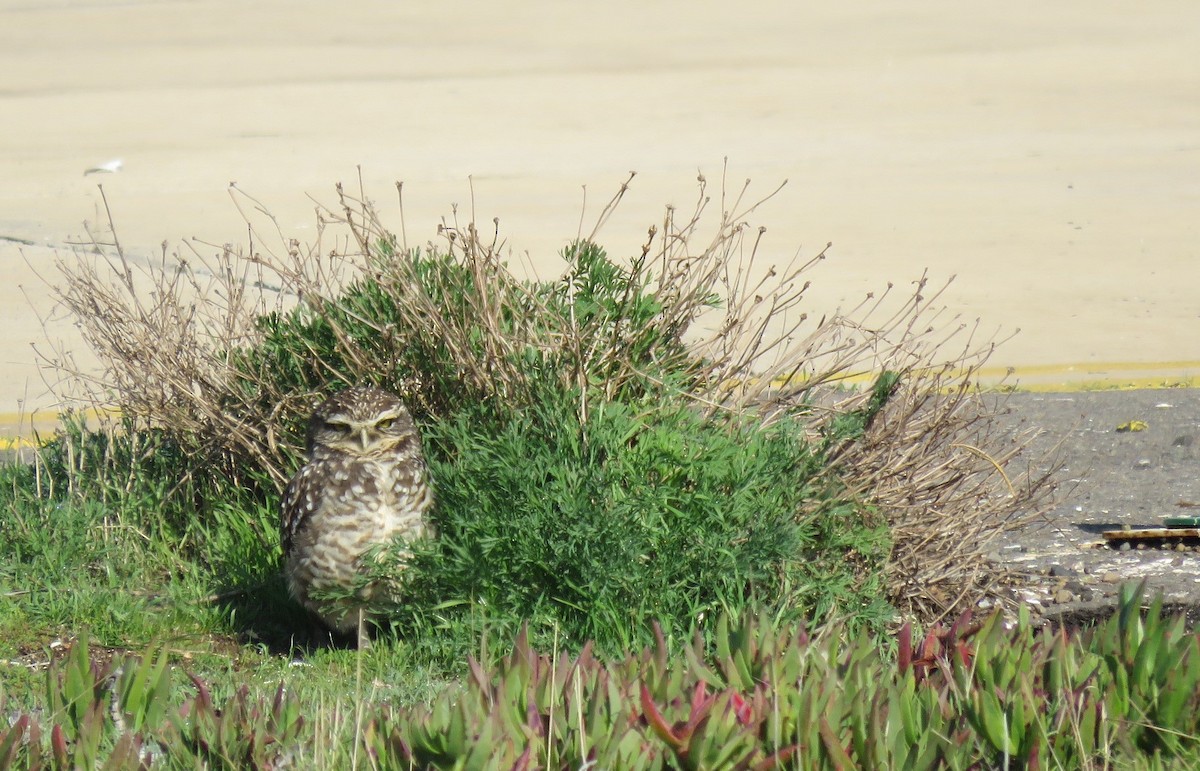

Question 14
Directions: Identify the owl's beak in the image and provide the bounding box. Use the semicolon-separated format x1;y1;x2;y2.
360;428;371;451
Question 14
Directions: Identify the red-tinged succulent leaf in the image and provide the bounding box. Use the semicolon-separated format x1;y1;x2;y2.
25;721;42;768
955;640;974;668
512;623;529;652
1027;739;1041;771
0;714;29;767
754;745;798;770
51;724;69;766
652;621;668;673
680;683;716;740
947;610;972;643
573;640;596;680
752;685;769;724
640;683;683;749
526;699;544;738
730;692;753;726
921;629;942;661
898;622;913;673
187;672;213;710
818;716;854;770
690;681;709;715
467;657;491;694
106;732;142;770
513;744;533;771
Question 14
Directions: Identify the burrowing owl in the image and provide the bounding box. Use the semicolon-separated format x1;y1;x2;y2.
280;386;434;643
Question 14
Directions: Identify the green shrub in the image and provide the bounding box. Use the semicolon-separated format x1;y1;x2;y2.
383;384;891;657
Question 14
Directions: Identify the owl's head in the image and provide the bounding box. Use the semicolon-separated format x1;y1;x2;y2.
305;387;418;458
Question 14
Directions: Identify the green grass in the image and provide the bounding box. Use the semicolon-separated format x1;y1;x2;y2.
0;457;450;718
0;466;459;771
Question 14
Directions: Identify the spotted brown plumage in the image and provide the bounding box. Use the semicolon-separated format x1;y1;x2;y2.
280;387;434;643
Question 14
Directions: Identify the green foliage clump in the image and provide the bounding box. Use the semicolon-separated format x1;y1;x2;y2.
241;249;488;417
235;240;694;440
392;385;890;655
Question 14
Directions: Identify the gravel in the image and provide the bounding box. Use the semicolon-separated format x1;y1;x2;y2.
987;388;1200;622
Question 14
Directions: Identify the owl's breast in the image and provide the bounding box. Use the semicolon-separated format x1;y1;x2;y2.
329;457;433;538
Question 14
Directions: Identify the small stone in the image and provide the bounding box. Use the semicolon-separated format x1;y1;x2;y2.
1102;572;1122;583
1119;542;1132;552
1049;564;1079;578
1054;588;1075;604
1173;435;1194;447
1134;459;1152;470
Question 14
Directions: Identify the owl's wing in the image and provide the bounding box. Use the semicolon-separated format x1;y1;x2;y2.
280;465;320;557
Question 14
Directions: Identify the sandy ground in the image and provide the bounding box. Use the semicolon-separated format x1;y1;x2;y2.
1;0;1198;434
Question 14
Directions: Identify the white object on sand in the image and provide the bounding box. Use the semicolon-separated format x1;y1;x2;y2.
84;158;123;176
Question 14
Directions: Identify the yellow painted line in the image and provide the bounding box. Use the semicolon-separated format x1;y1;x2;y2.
763;361;1200;394
0;408;118;450
0;407;114;425
0;436;45;451
975;361;1200;393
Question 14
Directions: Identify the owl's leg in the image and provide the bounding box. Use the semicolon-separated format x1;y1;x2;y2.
356;608;373;650
288;616;337;654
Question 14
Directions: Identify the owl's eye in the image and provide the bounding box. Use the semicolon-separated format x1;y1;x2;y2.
376;417;396;430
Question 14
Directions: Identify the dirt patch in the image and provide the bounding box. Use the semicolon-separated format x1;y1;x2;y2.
5;633;249;676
